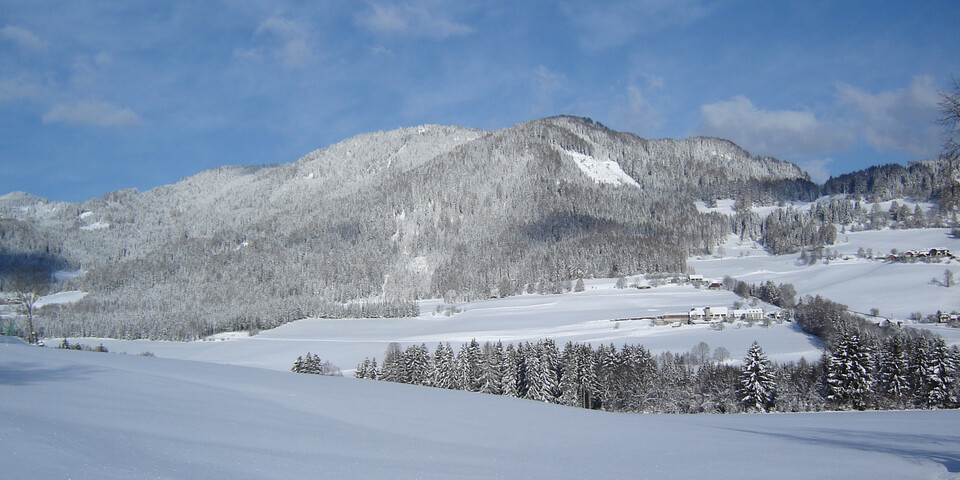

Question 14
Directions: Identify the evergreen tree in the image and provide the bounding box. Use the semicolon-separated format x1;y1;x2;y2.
479;342;503;395
292;352;322;374
877;337;911;408
826;333;873;410
738;342;776;412
501;344;519;397
922;338;957;408
433;343;457;389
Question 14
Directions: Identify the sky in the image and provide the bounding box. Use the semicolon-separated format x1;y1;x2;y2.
1;1;958;202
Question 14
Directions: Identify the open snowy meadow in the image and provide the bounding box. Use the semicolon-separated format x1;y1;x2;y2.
59;282;822;374
2;342;958;479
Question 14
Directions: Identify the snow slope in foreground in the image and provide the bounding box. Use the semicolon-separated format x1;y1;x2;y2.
1;344;958;479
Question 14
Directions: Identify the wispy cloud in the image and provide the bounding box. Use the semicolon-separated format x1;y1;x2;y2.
234;15;312;70
616;73;665;132
837;75;941;157
0;76;48;102
43;101;139;127
796;157;833;184
565;0;711;49
1;25;49;50
355;2;475;39
698;95;852;157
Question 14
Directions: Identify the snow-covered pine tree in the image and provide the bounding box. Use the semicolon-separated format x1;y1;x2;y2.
292;355;304;373
355;358;370;379
539;340;560;403
380;343;402;383
922;338;957;408
523;347;545;402
292;352;322;375
479;342;502;395
738;341;776;412
877;337;911;408
501;344;519;397
305;353;322;375
826;333;873;410
558;342;580;407
409;343;432;386
433;343;457;389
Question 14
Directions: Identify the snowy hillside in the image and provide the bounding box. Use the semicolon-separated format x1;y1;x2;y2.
690;228;960;319
1;115;819;340
2;343;957;479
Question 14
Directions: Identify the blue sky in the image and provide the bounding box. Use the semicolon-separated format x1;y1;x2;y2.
1;1;958;202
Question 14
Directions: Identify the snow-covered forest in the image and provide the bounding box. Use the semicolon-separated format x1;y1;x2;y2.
351;329;958;413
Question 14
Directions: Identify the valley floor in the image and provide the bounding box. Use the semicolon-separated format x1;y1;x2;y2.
62;283;822;374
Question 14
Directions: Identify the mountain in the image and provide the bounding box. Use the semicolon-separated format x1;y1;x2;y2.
0;115;938;340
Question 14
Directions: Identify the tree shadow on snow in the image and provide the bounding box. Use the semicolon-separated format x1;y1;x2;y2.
0;361;101;386
724;426;960;473
787;321;826;351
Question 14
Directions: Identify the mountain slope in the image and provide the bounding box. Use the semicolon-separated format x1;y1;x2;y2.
2;116;824;339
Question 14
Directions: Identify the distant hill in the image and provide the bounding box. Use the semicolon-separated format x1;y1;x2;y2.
1;116;955;339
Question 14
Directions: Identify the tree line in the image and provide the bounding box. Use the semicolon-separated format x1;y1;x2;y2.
349;332;957;414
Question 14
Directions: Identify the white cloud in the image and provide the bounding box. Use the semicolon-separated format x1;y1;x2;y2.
523;65;567;115
530;65;566;94
1;25;49;50
837;75;941;158
796;157;833;184
0;77;47;102
698;95;851;157
368;45;395;56
565;0;711;49
619;83;661;132
235;15;312;70
43;101;139;127
356;2;475;39
617;73;665;131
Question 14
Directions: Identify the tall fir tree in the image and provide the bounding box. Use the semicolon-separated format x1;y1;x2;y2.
738;342;776;412
826;333;873;410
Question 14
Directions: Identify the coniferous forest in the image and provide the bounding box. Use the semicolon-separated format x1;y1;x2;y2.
350;331;958;414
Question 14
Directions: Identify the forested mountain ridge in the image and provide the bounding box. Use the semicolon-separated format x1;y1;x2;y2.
0;116;955;339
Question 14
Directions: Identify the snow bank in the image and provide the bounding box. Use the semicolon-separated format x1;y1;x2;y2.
1;345;956;479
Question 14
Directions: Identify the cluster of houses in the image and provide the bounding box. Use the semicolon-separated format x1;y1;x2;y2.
886;248;954;262
646;306;779;326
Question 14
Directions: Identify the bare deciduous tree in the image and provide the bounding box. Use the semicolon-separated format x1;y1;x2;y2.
939;77;960;159
12;273;50;344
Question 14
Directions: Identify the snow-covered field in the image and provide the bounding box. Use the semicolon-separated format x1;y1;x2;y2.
67;283;822;373
2;343;958;479
690;228;960;320
35;227;958;376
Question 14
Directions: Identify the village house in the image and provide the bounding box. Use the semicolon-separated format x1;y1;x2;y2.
705;306;728;321
731;308;764;320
